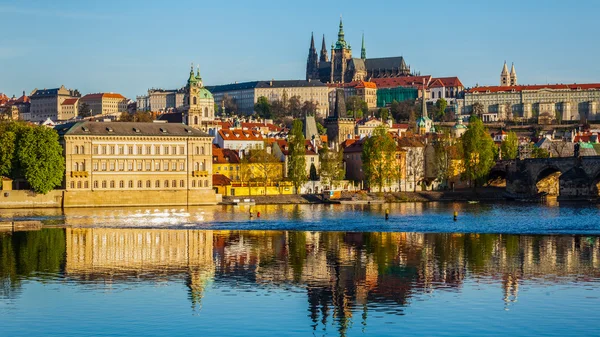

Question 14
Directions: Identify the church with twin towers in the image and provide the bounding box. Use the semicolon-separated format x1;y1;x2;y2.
306;18;414;84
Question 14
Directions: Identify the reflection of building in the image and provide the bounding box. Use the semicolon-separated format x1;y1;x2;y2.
55;121;217;207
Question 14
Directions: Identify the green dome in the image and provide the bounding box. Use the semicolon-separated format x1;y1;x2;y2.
198;88;213;99
453;124;467;129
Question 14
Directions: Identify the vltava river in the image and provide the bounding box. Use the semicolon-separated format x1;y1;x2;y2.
0;203;599;336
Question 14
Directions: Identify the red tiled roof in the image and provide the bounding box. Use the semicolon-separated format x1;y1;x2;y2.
372;75;432;89
241;122;282;132
212;174;232;186
467;83;600;94
275;139;318;156
61;98;78;105
392;123;409;129
212;147;241;164
327;81;377;89
431;77;463;88
218;129;264;141
81;93;126;100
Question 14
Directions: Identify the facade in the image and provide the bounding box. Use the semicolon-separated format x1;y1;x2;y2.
29;85;81;123
372;75;463;107
272;139;319;178
326;89;355;147
79;93;127;117
1;92;30;120
306;18;412;84
61;98;79;118
55;121;216;205
212;146;242;181
460;83;600;122
207;80;329;116
136;88;185;113
327;81;377;111
214;128;264;151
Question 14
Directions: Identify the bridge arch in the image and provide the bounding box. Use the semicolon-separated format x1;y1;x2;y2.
534;166;563;197
559;167;590;199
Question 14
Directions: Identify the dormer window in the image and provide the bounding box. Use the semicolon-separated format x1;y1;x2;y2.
133;127;140;133
82;126;89;132
106;127;113;133
160;128;167;134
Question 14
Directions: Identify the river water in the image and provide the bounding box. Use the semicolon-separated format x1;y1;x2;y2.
0;203;599;336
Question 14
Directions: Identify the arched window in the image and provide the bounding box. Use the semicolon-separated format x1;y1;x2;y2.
155;180;160;188
137;181;142;188
94;181;98;189
70;181;74;189
193;97;197;105
110;181;115;188
195;146;200;155
164;180;169;188
192;180;196;188
194;116;199;125
77;181;81;189
200;146;205;155
128;180;133;188
102;181;107;188
180;180;185;188
84;181;88;189
204;107;208;117
204;180;208;187
80;146;85;155
73;162;79;171
172;180;176;188
146;180;151;188
74;145;79;154
119;181;124;188
194;162;199;171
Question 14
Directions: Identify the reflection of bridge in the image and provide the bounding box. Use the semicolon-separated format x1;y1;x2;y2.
505;156;600;200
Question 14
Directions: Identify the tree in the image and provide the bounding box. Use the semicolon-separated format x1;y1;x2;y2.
362;125;398;192
532;146;550;158
248;147;282;192
288;96;302;118
309;163;318;181
504;102;512;122
78;102;92;118
405;146;425;192
433;136;452;188
287;119;307;193
500;131;518;160
223;94;238;114
17;126;65;194
472;102;484;118
346;96;363;115
435;98;448;121
254;96;272;119
555;110;562;125
0;125;17;177
461;116;496;190
319;142;345;189
377;108;390;122
119;111;153;122
302;100;317;117
316;122;326;135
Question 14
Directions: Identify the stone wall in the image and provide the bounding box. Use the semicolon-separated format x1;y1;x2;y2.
0;190;64;209
0;189;218;209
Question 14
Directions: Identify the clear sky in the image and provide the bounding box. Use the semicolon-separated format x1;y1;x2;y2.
1;0;599;99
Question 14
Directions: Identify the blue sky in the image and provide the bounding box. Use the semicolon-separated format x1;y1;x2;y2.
1;0;599;99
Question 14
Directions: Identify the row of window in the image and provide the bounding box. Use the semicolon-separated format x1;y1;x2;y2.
72;144;208;156
82;159;207;172
69;179;210;189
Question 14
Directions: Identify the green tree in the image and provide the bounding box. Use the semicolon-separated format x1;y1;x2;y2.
78;102;92;118
377;108;390;121
500;131;518;160
301;100;317;117
318;142;345;188
316;122;326;135
288;96;302;118
287;120;307;193
435;98;448;121
531;146;550;158
309;163;318;181
554;110;562;125
461;116;496;189
0;129;16;177
17;126;65;194
254;96;272;119
472;102;484;117
362;125;398;192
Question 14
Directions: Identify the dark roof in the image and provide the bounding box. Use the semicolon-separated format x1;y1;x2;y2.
365;57;407;71
207;80;326;93
55;121;211;137
31;88;61;97
157;112;184;123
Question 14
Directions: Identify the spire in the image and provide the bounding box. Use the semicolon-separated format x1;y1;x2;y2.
188;63;197;86
196;64;202;80
422;79;427;119
310;32;316;51
320;35;328;63
336;15;345;46
360;32;366;60
333;88;346;118
510;62;516;75
501;61;509;75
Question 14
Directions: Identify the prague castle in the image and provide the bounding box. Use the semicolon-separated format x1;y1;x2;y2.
306;18;413;84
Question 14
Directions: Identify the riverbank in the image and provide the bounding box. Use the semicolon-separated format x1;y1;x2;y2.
221;187;507;205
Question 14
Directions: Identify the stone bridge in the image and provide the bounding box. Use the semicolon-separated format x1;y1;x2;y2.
503;156;600;200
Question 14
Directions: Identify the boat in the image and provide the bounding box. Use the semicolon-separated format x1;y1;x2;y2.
467;201;479;204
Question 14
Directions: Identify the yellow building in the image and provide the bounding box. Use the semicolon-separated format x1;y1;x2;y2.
55;121;217;207
79;93;128;117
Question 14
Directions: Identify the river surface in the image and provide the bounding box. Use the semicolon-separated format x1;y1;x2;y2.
0;203;599;336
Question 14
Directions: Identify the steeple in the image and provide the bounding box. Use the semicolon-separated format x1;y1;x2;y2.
510;63;517;86
500;61;510;86
320;35;328;63
333;88;346;118
310;32;316;51
334;16;349;50
360;32;366;60
188;63;198;86
306;33;319;81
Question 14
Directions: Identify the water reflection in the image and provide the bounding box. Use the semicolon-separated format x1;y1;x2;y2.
1;228;599;334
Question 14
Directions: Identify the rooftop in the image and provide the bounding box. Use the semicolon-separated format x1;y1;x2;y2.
55;121;211;137
467;83;600;94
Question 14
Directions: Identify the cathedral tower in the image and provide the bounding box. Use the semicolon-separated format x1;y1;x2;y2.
320;35;328;63
185;64;215;130
360;33;366;60
306;33;319;81
330;17;352;83
500;61;510;86
326;88;355;148
510;63;518;86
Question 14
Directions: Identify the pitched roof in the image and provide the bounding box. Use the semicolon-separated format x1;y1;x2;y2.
61;98;78;106
81;93;126;100
212;174;232;186
467;83;600;94
55;121;211;137
432;77;463;88
156;112;184;123
327;80;377;89
372;75;432;89
207;80;326;93
274;139;318;156
218;129;264;141
212;147;241;164
364;57;408;71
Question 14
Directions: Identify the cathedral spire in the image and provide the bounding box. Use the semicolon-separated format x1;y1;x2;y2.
310;32;316;51
320;35;328;63
188;63;197;86
338;16;345;43
360;32;366;60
